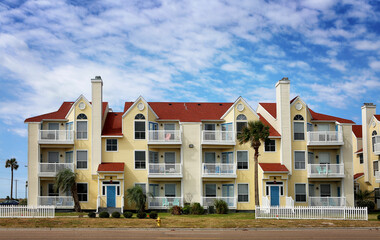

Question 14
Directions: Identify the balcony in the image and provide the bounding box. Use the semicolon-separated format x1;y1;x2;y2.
201;131;235;145
147;130;182;145
38;196;74;208
374;141;380;155
309;197;346;207
307;131;343;146
148;163;182;178
202;197;237;209
148;196;183;209
39;130;74;145
202;163;236;178
39;163;74;177
376;171;380;183
307;164;345;178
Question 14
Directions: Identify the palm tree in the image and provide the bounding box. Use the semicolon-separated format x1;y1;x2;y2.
237;120;270;207
125;185;151;213
355;189;374;201
54;168;81;212
5;158;19;200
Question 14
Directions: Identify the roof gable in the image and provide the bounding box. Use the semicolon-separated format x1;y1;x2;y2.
259;103;277;119
102;112;123;136
258;113;280;137
25;102;74;123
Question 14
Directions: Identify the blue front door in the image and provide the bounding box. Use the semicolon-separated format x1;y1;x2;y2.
270;186;280;206
107;186;116;207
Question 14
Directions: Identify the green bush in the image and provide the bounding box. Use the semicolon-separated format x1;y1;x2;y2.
88;212;96;218
377;215;380;220
111;211;121;218
182;205;191;215
214;199;229;214
149;211;158;219
123;212;133;218
190;202;204;215
208;205;215;214
99;211;110;218
19;199;27;205
136;211;147;219
170;205;182;215
357;200;375;211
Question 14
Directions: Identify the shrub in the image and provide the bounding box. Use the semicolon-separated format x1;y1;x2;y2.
357;200;375;211
182;205;191;215
136;211;147;219
190;202;204;215
88;212;96;218
19;199;27;205
111;211;121;218
214;199;229;214
123;211;133;218
99;211;110;218
149;211;158;219
208;206;215;214
377;215;380;220
170;205;182;215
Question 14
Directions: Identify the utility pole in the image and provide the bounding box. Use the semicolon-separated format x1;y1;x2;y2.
14;179;18;199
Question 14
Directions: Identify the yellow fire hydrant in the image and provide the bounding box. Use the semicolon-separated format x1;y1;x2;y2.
156;217;161;227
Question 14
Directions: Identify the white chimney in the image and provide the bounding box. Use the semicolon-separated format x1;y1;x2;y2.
276;77;292;173
361;103;376;182
91;76;103;175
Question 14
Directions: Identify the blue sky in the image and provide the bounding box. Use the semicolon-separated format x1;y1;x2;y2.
0;0;380;198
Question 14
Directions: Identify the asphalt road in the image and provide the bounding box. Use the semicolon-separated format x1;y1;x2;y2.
0;228;379;240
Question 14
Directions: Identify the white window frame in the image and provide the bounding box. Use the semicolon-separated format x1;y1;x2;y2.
265;182;284;197
237;183;249;203
134;183;147;194
236;150;249;170
293;121;305;141
47;151;59;163
320;184;331;197
164;183;176;197
77;182;88;202
134;150;146;170
295;183;307;203
76;120;88;140
264;139;276;152
294;151;306;170
48;122;59;130
76;150;88;170
134;115;146;140
204;151;216;164
105;139;118;152
102;181;121;197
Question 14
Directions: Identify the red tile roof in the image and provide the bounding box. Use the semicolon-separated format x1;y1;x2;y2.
259;103;277;119
148;102;233;122
259;163;289;172
290;96;298;104
102;112;123;136
25;102;108;123
258;113;280;137
375;115;380;121
98;162;124;172
352;125;362;138
354;172;364;180
354;148;363;154
123;102;134;112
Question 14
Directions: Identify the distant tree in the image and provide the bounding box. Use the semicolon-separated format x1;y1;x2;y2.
5;158;19;199
54;168;81;212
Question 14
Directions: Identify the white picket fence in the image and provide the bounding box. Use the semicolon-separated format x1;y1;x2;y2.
0;206;55;218
255;206;367;221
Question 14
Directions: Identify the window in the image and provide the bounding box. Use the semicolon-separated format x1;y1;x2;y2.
77;121;87;139
65;151;73;163
359;154;363;164
205;184;216;197
77;183;88;201
293;114;304;120
135;151;146;169
134;114;146;139
77;114;87;120
48;184;58;196
293;122;304;140
264;139;276;152
149;184;159;197
48;123;59;130
164;123;175;140
265;182;284;196
149;151;158;163
238;184;249;202
165;184;176;197
48;152;59;163
295;184;306;202
76;150;88;169
308;152;314;164
374;161;379;176
236;114;247;137
106;139;118;151
135;183;146;194
237;151;248;169
294;151;305;170
372;131;377;152
236;114;247;121
320;184;331;197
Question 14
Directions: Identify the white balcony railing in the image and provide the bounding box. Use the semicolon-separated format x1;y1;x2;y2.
374;142;380;155
148;197;183;209
39;163;74;177
202;131;235;144
309;197;346;207
202;197;237;209
147;130;182;144
38;196;74;208
202;163;236;177
148;163;182;177
308;164;345;178
375;171;380;183
39;130;74;144
307;131;343;146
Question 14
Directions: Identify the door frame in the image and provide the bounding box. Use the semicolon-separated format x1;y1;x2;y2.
270;186;280;206
106;185;116;207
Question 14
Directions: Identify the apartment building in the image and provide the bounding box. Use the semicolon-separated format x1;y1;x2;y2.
25;77;355;212
352;104;380;208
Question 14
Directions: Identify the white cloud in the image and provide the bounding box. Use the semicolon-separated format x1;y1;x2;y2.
369;61;380;71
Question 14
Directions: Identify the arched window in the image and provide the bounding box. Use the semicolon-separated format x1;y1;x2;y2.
236;114;247;136
372;130;378;152
293;114;304;121
135;114;145;120
236;114;247;121
77;113;87;120
134;114;146;139
372;130;377;136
